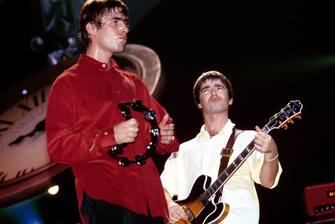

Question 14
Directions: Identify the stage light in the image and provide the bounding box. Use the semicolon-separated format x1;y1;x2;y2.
21;88;29;96
47;185;59;195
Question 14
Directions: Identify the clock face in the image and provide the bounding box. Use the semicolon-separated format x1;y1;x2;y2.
0;85;68;207
0;85;51;184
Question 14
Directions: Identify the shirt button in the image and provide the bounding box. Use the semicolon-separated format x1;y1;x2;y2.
101;63;107;68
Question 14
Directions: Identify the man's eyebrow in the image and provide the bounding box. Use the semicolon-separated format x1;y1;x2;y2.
200;83;225;91
200;85;210;91
110;16;128;22
214;83;225;88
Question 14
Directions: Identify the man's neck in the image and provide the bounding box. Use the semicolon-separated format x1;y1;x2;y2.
203;114;228;137
86;45;113;65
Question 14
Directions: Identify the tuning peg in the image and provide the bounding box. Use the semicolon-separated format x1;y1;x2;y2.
288;120;295;124
296;115;302;119
282;124;288;130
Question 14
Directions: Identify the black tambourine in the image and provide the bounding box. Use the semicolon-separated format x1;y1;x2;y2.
107;99;160;166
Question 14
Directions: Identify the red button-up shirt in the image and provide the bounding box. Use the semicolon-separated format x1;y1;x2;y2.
46;55;179;222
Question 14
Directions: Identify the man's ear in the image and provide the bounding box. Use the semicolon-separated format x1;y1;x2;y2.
86;22;96;35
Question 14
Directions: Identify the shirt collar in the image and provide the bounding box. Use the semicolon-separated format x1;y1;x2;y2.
197;119;235;141
77;54;119;71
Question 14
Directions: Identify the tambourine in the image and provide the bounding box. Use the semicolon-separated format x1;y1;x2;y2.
108;99;160;166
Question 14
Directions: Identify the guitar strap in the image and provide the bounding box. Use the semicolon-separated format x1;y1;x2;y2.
218;128;242;175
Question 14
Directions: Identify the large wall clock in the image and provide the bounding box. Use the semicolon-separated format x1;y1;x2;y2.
0;44;162;207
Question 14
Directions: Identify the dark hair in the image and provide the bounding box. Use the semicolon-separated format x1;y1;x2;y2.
79;0;128;48
193;70;233;106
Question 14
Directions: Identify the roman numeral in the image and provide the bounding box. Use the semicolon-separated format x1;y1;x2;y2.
17;88;47;111
17;104;31;111
16;169;28;178
0;120;13;126
15;167;35;179
0;171;7;182
0;119;13;137
33;89;46;107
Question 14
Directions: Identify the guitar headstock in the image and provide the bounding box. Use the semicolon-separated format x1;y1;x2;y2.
266;100;303;132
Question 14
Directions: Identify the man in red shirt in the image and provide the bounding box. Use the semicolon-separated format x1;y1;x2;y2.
46;0;179;223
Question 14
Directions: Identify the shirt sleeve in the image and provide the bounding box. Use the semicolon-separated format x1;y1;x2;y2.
249;151;283;189
46;76;116;164
246;140;283;189
160;152;179;196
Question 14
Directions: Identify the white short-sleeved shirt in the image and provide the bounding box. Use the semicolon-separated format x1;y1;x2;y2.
161;120;282;224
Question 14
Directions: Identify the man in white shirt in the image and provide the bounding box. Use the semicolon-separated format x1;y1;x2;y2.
161;70;282;224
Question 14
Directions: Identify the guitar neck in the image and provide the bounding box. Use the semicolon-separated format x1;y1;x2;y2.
199;125;272;204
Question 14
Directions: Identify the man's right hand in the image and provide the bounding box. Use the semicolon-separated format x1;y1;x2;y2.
168;203;188;224
113;118;139;144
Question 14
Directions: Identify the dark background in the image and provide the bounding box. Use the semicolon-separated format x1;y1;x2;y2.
1;0;334;223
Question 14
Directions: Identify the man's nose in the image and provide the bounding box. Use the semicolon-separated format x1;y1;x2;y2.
210;88;218;95
120;24;129;33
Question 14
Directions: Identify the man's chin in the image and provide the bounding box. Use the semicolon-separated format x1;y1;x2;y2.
116;46;126;53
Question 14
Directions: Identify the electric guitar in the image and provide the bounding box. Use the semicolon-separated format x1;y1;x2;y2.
167;100;303;224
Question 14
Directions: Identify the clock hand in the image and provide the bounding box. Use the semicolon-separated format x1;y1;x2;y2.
8;135;26;146
30;119;46;134
8;119;46;146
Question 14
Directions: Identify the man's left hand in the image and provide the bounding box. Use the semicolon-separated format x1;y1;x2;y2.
159;114;175;145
